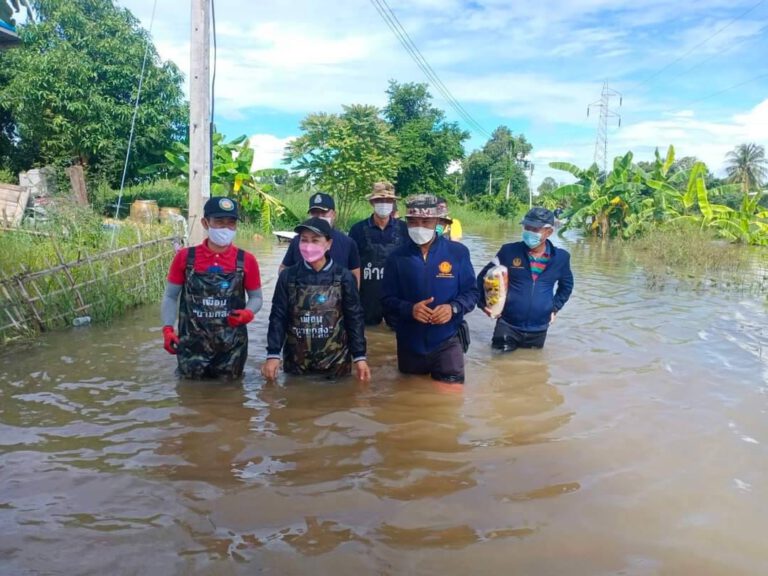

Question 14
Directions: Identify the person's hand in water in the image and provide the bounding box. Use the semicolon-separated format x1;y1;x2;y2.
162;326;179;354
261;358;281;381
355;360;371;382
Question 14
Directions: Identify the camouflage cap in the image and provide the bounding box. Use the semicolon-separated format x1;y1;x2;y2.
405;194;439;218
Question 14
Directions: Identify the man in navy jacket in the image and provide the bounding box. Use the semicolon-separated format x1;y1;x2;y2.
477;207;574;352
382;195;478;383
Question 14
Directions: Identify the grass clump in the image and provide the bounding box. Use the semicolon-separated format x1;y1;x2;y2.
624;223;767;295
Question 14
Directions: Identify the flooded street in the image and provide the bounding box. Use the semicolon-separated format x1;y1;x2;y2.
1;226;767;575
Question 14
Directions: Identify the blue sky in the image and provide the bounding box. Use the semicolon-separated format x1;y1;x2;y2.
118;0;768;190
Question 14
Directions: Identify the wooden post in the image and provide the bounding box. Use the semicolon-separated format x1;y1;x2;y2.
188;0;211;246
66;165;89;206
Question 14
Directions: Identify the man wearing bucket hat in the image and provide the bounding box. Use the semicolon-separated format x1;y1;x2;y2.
381;194;478;384
262;217;370;382
279;192;361;286
349;181;409;326
161;196;263;378
476;206;574;353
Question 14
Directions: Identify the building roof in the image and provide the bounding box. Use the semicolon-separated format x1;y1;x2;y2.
0;19;20;48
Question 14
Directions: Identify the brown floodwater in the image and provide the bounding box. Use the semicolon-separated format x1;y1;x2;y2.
1;225;767;575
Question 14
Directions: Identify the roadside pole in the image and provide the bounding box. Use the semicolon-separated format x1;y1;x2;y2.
188;0;211;245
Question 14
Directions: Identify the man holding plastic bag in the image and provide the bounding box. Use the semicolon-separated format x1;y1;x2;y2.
477;207;574;353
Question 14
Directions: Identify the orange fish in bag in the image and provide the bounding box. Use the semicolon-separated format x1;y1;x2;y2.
483;265;508;318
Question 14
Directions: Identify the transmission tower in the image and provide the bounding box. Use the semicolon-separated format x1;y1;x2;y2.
587;83;622;173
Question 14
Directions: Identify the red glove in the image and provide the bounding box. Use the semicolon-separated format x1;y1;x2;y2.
227;309;255;327
163;326;179;355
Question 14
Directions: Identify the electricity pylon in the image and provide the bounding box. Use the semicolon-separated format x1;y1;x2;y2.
587;83;622;174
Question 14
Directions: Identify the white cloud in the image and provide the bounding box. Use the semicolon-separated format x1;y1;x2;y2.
248;134;295;171
114;0;768;193
533;149;577;160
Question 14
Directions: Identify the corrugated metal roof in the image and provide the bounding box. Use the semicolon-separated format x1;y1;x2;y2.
0;19;20;46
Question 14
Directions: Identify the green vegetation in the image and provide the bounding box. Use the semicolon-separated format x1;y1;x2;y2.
545;144;768;246
0;0;187;186
624;224;766;296
459;126;532;218
284;104;398;229
383;81;469;198
0;202;177;343
282;82;530;225
92;179;186;218
148;133;296;233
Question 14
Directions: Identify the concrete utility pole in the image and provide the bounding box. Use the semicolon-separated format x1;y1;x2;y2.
188;0;211;245
587;82;622;174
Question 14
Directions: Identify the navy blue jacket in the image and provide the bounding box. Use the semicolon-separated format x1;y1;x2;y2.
281;229;361;271
477;239;573;332
382;235;478;355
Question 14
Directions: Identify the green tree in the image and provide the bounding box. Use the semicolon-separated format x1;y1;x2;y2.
284;104;398;228
0;0;187;186
537;177;559;196
383;81;469;197
725;143;768;195
461;126;532;203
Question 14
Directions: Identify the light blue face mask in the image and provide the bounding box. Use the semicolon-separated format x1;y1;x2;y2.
522;230;542;248
435;224;445;236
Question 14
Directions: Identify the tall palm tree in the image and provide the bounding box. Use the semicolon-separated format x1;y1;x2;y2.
725;143;768;194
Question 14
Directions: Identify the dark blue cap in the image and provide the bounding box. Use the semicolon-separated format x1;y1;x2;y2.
521;207;554;227
294;217;332;239
308;192;335;212
204;196;239;219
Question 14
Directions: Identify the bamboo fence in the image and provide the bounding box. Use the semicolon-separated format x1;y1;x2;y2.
0;234;178;343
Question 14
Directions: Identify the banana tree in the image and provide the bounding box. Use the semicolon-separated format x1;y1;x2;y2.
146;133;296;233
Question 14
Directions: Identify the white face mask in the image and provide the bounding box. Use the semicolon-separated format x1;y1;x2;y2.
319;216;334;228
408;226;435;245
208;227;236;246
373;202;394;218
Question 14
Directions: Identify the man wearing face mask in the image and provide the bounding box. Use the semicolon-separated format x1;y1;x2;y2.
477;207;574;353
161;197;263;378
279;193;361;286
349;181;408;326
262;217;370;382
381;195;479;384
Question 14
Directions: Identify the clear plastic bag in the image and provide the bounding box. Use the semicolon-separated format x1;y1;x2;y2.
483;265;508;318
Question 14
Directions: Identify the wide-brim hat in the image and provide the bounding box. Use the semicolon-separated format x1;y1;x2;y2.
366;181;399;201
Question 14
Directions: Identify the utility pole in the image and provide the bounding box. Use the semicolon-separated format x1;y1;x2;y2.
587;82;622;174
528;162;535;209
188;0;211;245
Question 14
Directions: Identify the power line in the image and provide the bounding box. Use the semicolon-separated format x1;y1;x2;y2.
371;0;489;137
369;0;492;139
673;21;768;81
683;70;768;105
635;0;767;89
